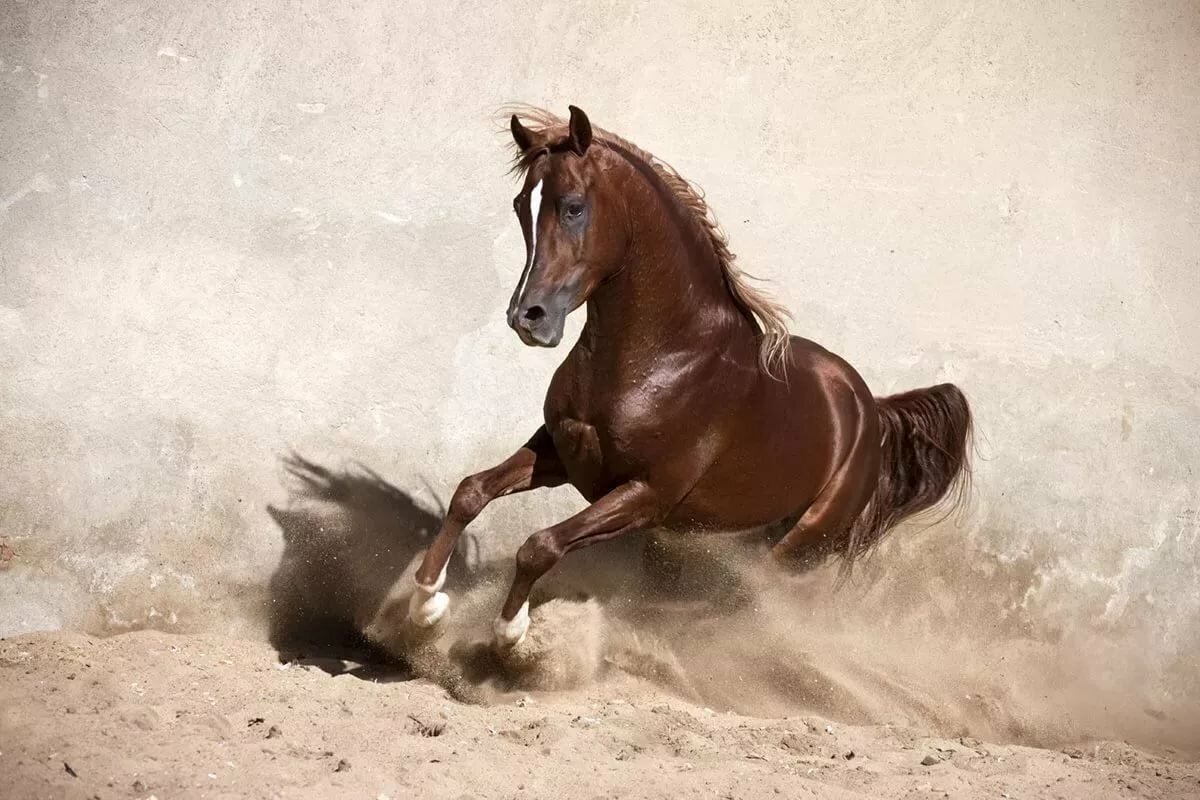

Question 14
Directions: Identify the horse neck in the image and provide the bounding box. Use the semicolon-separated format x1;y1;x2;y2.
579;157;756;368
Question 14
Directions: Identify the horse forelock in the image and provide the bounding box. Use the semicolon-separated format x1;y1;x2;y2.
499;105;792;378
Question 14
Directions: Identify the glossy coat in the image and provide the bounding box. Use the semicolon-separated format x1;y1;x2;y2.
412;106;973;633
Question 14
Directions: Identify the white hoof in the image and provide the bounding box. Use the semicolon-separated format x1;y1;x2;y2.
407;563;449;628
493;601;530;649
408;589;449;628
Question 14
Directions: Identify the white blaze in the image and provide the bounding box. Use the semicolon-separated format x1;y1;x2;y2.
515;179;543;306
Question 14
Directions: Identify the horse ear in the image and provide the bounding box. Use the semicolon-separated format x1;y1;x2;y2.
510;114;535;152
567;105;592;156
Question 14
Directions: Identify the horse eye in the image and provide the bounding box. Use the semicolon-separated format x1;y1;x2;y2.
564;201;585;219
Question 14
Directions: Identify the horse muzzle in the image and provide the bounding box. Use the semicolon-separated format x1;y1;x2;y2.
509;294;567;348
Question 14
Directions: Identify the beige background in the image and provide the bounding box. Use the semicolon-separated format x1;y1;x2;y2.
1;0;1197;709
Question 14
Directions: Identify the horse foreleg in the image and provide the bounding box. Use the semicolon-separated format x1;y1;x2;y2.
493;481;660;648
408;427;565;628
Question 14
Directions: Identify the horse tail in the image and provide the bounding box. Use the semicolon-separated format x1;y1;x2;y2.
840;383;974;571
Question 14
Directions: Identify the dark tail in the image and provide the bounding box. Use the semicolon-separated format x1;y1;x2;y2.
841;383;974;571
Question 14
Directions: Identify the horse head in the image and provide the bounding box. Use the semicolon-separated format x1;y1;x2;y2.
505;105;628;347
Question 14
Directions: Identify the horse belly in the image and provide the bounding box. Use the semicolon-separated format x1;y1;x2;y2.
663;373;847;530
665;446;829;530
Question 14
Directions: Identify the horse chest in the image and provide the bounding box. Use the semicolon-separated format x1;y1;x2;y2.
546;416;608;500
545;355;678;499
546;401;652;501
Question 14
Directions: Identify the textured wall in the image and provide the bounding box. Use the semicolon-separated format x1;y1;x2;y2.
1;0;1197;702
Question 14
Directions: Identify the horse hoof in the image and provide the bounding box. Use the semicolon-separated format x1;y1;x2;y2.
408;589;449;628
493;601;530;649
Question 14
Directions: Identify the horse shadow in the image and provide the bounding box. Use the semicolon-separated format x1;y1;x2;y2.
264;453;462;678
263;452;767;688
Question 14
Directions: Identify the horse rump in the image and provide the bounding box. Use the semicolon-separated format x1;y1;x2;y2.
840;382;974;570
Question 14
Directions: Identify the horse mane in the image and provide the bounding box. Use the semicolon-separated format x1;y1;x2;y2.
500;105;792;378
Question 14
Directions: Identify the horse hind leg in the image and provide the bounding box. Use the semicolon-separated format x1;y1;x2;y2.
770;429;878;570
770;498;857;570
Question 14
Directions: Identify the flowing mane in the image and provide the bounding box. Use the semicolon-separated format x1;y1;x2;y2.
500;105;792;378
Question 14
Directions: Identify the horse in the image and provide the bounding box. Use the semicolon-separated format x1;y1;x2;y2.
408;105;973;649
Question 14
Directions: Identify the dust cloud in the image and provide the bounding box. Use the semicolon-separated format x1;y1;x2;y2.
79;455;1200;759
360;525;1200;758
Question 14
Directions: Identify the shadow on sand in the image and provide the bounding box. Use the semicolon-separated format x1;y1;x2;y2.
264;454;459;678
263;452;765;698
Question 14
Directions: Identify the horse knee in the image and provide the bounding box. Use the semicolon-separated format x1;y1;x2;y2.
448;474;489;524
515;530;561;579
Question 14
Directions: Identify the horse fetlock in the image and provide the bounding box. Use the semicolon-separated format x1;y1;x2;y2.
414;559;449;594
408;561;450;627
493;601;530;649
408;587;450;628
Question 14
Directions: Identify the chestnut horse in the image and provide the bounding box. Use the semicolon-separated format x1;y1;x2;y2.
409;105;972;648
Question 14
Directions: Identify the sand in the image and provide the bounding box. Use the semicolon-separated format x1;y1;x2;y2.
5;459;1198;799
2;627;1198;800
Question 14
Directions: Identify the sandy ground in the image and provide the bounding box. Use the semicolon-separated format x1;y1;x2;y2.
5;463;1197;799
2;628;1198;800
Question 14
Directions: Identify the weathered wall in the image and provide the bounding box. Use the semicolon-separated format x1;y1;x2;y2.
1;0;1197;703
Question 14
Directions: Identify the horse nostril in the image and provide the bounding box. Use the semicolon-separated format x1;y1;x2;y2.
523;305;546;323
